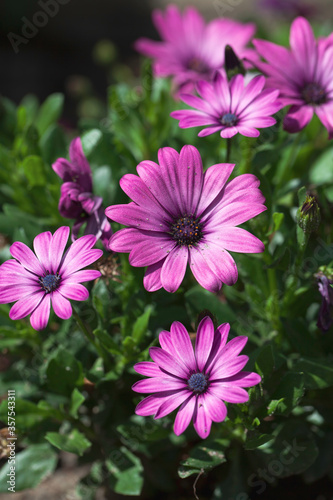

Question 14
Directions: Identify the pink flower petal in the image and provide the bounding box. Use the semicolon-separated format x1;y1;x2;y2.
154;389;190;419
59;283;89;301
62;270;101;284
196;163;234;217
105;203;170;232
188;246;222;292
195;317;215;372
193;396;212;439
51;290;72;320
134;361;167;377
143;261;163;292
203;393;228;422
149;347;188;379
49;226;70;273
30;295;51;331
174;395;196;435
204;323;230;373
220;371;261;387
160;246;188;293
132;377;187;393
283;105;314;134
129;237;176;267
209;227;264;254
210;355;249;380
170;321;196;372
209;383;249;403
33;231;52;272
193;241;238;287
61;249;103;279
10;242;44;276
0;284;40;303
9;292;44;320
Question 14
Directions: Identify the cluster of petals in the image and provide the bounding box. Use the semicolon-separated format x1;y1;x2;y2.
132;317;261;439
171;72;282;138
253;17;333;138
106;145;266;293
0;227;102;330
135;4;258;95
52;137;112;247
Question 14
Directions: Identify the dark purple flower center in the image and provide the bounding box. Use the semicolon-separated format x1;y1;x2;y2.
186;57;209;74
301;83;326;105
170;215;203;247
188;372;208;393
221;113;238;127
39;273;61;293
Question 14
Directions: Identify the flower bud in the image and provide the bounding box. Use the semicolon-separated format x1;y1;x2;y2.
225;45;246;80
296;194;320;234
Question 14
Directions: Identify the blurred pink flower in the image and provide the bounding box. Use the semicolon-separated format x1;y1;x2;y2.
135;4;258;94
254;17;333;138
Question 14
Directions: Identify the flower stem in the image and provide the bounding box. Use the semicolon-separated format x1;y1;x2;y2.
72;307;107;362
226;138;232;163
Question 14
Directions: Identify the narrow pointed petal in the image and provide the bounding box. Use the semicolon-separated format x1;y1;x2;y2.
209;384;249;403
33;231;52;272
51;291;72;320
143;261;163;292
193;396;212;439
170;321;196;372
195;317;215;371
30;295;51;331
50;226;70;273
149;347;188;379
154;390;189;419
9;292;44;320
160;246;188;293
174;395;196;435
188;247;222;292
10;242;44;276
132;377;187;393
204;393;228;422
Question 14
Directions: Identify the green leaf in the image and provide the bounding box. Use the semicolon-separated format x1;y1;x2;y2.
40;124;67;164
132;305;153;343
69;388;85;418
35;93;64;135
255;344;275;380
20;155;46;187
0;399;56;431
0;444;57;492
293;357;333;389
185;286;236;325
271;212;284;234
45;429;91;456
310;146;333;185
106;447;144;496
271;372;304;415
178;439;227;478
245;432;274;450
93;328;122;355
45;348;84;396
81;129;103;156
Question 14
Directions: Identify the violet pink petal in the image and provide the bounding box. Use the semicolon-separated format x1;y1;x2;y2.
170;321;196;372
149;347;188;379
197;126;224;137
143;261;164;292
178;145;204;215
0;285;40;303
221;371;261;387
0;260;37;286
105;203;169;232
10;242;44;276
33;231;52;272
59;283;89;301
283;105;314;133
9;291;44;320
209;383;249;403
220;127;239;139
60;234;97;272
204;392;228;422
62;270;101;284
129;237;176;267
159;330;189;372
52;158;72;181
134;361;167;377
50;226;70;273
204;323;230;373
223;174;260;197
193;395;212;439
136;160;179;217
135;395;164;417
290;17;317;78
211;227;264;253
195;241;238;286
120;174;169;218
195;316;215;371
205;202;266;228
229;74;245;115
160;246;188;293
236;126;260;138
210;355;249;380
174;395;196;436
154;389;190;419
188;247;222;292
51;290;72;320
196;163;234;217
132;377;187;393
207;187;265;214
30;295;51;331
61;249;103;278
315;103;333;139
109;228;148;253
219;336;248;361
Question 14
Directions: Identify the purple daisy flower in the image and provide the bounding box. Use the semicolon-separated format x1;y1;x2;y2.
0;227;102;330
171;72;282;138
106;145;266;293
132;317;261;439
135;4;258;95
253;17;333;138
52;137;112;247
